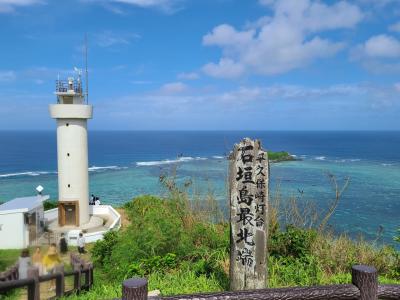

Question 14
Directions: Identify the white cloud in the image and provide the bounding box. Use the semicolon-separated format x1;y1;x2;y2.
202;0;363;78
389;22;400;33
177;72;199;80
114;0;174;8
356;0;397;7
203;24;255;47
0;0;42;13
217;84;367;103
160;82;187;94
202;59;245;78
0;70;16;82
362;35;400;58
101;82;396;114
86;0;183;13
94;30;140;47
352;34;400;73
83;81;400;130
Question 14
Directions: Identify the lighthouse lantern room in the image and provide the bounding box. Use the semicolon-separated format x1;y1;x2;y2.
49;70;93;227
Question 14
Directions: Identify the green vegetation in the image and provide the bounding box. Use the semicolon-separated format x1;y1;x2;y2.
90;194;229;291
66;176;399;299
43;199;58;211
0;249;23;300
268;151;296;162
0;249;21;271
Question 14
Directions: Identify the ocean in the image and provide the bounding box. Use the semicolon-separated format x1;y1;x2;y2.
0;131;399;246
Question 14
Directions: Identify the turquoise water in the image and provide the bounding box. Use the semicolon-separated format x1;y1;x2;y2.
0;131;399;245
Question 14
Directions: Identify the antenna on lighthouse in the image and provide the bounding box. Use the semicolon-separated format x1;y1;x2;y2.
85;33;89;104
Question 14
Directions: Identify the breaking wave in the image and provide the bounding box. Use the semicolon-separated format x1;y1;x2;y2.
136;156;207;166
314;156;326;161
88;166;126;172
334;158;362;163
382;163;393;167
0;171;53;178
0;165;127;178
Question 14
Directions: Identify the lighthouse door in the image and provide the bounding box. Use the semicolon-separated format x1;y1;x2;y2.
65;204;76;225
59;202;79;226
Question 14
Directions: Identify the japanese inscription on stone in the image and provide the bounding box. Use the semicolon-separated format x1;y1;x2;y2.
229;138;269;290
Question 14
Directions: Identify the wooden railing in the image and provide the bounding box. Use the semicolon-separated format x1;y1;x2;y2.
121;265;400;300
0;253;93;300
0;264;19;281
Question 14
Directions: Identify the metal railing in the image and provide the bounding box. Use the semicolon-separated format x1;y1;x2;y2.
55;80;82;94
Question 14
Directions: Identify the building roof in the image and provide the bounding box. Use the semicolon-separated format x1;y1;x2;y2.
0;195;50;214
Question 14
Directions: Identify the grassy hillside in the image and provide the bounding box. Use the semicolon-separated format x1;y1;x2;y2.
0;249;21;271
64;188;399;299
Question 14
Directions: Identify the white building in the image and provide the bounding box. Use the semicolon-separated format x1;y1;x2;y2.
0;195;49;249
49;74;92;227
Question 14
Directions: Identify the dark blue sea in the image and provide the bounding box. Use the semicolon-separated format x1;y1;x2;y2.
0;131;399;246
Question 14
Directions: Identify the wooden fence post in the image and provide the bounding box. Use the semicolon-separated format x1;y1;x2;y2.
229;138;269;290
122;278;148;300
12;266;18;280
26;279;36;300
55;264;65;297
83;262;91;290
73;263;81;294
86;262;94;288
27;267;40;300
352;265;378;300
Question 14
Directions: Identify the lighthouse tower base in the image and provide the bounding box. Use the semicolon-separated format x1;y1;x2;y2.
41;205;121;246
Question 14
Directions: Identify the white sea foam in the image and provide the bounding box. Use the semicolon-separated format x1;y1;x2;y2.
0;171;53;178
334;158;361;163
212;156;225;159
195;157;207;161
136;156;207;166
315;156;326;161
88;166;124;172
0;166;125;178
382;163;393;167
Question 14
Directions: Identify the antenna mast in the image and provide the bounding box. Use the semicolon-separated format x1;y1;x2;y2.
85;34;89;104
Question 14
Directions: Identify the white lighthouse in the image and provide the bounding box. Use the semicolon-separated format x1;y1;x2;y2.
49;71;92;227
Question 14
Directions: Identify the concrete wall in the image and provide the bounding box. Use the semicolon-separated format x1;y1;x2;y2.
44;205;121;246
56;118;90;225
90;205;121;230
0;212;26;249
44;208;58;221
49;104;92;119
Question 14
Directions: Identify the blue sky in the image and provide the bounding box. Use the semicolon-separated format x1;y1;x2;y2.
0;0;400;130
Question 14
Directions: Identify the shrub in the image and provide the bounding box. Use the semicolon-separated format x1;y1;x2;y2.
269;225;317;259
43;200;58;211
91;231;119;266
94;194;229;282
